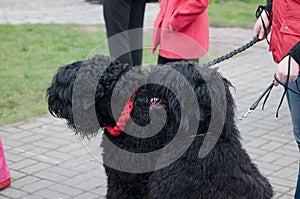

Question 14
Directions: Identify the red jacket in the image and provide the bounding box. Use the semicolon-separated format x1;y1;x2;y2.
270;0;300;66
152;0;209;59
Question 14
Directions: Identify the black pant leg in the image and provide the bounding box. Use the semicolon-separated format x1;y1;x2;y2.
158;55;199;65
103;0;134;65
128;0;147;66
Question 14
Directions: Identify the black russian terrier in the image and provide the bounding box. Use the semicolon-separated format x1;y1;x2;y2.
47;55;273;198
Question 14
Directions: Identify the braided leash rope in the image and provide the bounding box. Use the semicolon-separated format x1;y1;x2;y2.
203;36;259;68
105;97;134;136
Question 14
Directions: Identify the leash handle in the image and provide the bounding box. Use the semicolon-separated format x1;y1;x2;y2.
249;82;274;111
239;82;274;121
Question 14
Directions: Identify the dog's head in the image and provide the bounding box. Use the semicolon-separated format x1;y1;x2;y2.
47;55;144;137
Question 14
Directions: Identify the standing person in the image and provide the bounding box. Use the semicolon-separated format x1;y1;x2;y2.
103;0;148;66
252;1;300;198
152;0;209;65
0;138;11;190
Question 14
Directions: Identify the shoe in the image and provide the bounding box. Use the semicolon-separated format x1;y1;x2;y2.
0;178;11;190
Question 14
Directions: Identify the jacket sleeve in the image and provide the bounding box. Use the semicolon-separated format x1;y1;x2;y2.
289;41;300;66
168;0;209;32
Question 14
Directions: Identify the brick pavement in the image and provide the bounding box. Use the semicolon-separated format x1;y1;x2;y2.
0;0;299;198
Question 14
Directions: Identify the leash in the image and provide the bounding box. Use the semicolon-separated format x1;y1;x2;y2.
105;88;138;136
105;96;134;136
202;36;259;68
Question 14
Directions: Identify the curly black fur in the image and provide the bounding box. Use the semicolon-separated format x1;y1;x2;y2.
47;55;273;199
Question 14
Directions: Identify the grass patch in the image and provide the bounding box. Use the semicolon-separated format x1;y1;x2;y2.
208;0;265;28
0;24;110;125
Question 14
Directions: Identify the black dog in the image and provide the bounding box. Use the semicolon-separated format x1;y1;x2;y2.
47;55;273;198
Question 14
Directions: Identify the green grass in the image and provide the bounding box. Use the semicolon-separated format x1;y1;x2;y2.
208;0;265;28
0;0;266;125
0;24;110;125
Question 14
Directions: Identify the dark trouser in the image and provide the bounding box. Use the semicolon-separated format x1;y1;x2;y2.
286;74;300;199
103;0;147;66
157;55;199;65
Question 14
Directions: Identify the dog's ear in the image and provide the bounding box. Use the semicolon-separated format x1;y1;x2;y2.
47;55;119;137
47;61;83;125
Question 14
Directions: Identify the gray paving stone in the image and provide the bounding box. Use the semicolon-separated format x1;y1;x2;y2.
269;176;297;188
261;133;293;144
13;176;40;189
275;147;300;158
22;195;45;199
34;189;69;199
21;162;51;174
257;152;284;163
273;156;299;167
45;166;78;178
48;184;84;197
10;170;27;180
31;140;60;150
10;159;38;171
244;138;270;148
20;180;55;193
244;145;269;156
259;141;285;152
272;167;298;179
0;187;29;198
73;192;101;199
18;122;43;130
19;134;46;144
35;169;68;182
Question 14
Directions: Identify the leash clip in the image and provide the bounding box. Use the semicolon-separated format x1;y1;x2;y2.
239;109;252;121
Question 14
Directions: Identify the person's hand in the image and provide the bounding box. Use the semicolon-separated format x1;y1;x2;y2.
274;55;299;86
252;10;270;40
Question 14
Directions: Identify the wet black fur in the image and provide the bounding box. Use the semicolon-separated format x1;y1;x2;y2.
47;55;273;199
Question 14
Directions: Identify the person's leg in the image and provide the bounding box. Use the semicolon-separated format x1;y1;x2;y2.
128;0;147;66
286;74;300;199
158;55;199;65
158;55;172;65
103;0;133;65
296;164;300;199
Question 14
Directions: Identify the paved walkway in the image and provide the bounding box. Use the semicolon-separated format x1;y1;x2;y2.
0;1;298;198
